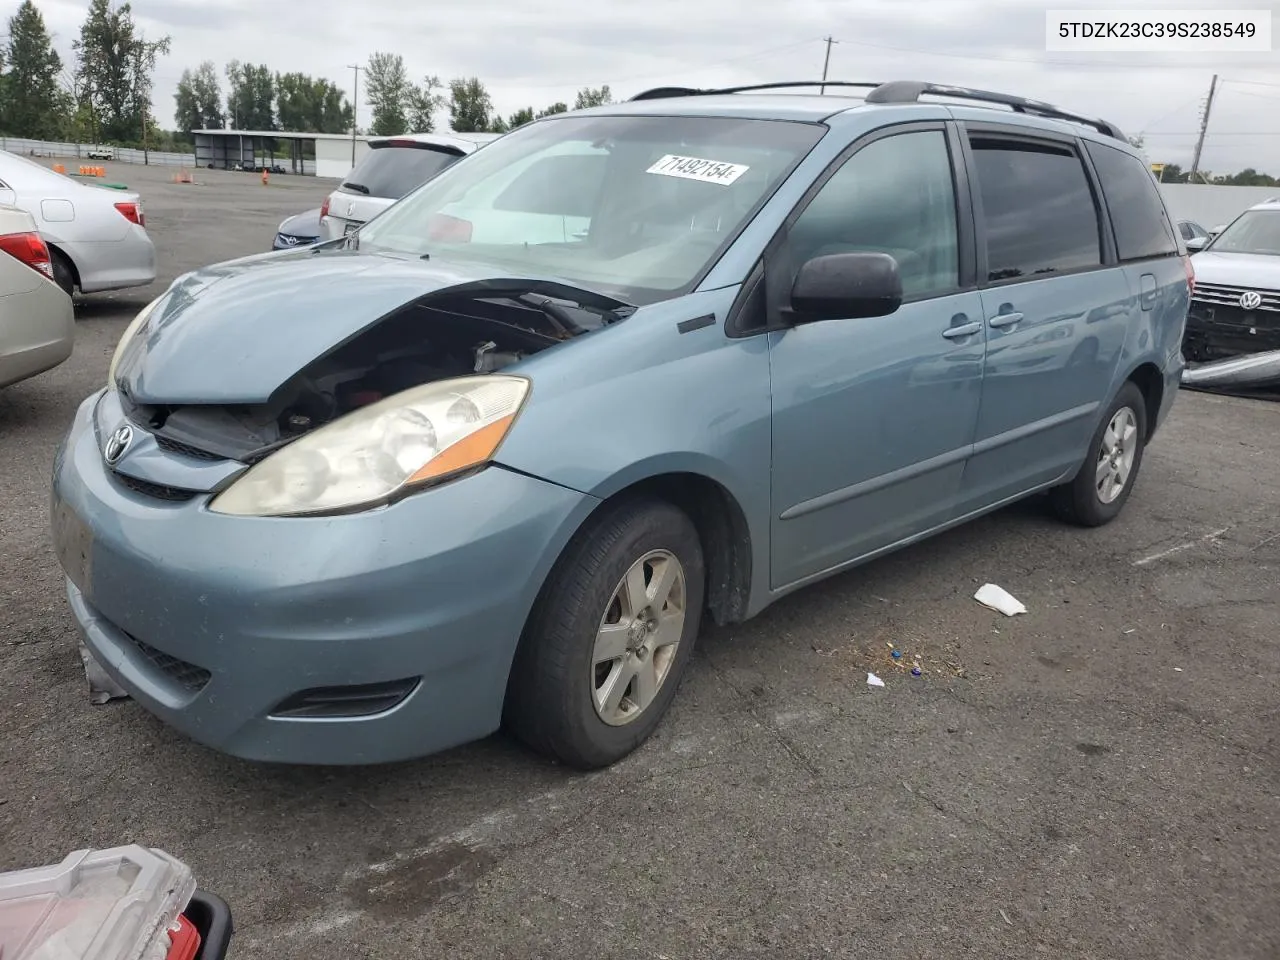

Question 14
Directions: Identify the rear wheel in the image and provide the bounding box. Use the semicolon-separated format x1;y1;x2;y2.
504;497;705;770
1050;380;1148;527
50;248;76;298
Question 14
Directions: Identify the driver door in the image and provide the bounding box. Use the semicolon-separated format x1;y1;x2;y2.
767;124;986;588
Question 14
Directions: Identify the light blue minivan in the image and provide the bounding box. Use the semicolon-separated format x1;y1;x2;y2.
52;81;1191;769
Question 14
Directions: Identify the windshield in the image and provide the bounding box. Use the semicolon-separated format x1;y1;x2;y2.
355;115;825;303
1210;209;1280;256
342;145;462;199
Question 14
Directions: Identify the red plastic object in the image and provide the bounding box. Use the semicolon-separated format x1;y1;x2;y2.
165;915;201;960
114;201;145;227
427;213;473;243
0;231;54;279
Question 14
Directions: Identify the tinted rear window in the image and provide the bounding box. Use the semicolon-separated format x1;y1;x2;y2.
343;146;460;200
969;137;1102;282
1084;140;1178;261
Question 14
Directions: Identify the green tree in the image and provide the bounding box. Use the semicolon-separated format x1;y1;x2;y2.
535;101;567;118
506;106;535;129
73;0;170;143
365;51;412;136
573;84;612;109
448;76;492;132
225;60;274;129
173;59;222;134
2;1;68;139
407;74;445;132
314;78;353;134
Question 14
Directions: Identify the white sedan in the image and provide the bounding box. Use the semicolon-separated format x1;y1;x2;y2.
0;203;74;388
0;150;156;296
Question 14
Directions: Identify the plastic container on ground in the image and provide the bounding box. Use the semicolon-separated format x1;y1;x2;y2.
0;845;196;960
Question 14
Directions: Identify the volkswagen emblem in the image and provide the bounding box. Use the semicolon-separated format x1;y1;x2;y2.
103;424;133;465
1239;291;1263;310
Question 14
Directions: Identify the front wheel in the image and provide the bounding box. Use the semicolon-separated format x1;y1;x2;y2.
1050;380;1148;527
504;497;705;770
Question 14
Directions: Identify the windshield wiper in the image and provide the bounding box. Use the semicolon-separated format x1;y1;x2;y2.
342;182;371;195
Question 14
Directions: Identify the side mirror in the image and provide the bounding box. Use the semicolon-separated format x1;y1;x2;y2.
789;252;903;323
1185;236;1209;252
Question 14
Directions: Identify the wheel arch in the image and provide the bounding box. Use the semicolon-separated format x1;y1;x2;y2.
46;242;80;292
1122;360;1164;440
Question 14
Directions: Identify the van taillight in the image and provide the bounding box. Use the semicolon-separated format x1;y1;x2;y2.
1184;255;1195;297
0;231;54;279
114;201;144;227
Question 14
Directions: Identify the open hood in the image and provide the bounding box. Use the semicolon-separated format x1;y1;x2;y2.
114;249;628;406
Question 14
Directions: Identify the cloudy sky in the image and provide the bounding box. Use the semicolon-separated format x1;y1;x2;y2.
24;0;1280;174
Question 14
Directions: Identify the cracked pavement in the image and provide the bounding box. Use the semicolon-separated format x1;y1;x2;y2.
1;164;1278;960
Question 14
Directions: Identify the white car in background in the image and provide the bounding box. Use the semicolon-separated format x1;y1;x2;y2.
319;132;500;241
0;203;74;388
0;149;156;297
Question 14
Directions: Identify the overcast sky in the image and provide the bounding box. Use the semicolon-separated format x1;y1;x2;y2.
25;0;1280;174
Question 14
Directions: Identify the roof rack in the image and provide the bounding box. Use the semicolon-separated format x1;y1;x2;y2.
627;80;1127;141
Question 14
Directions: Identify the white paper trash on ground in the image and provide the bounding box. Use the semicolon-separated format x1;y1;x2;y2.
866;672;886;688
974;583;1027;617
78;638;130;704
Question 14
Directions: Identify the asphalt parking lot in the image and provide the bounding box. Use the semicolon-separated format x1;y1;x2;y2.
2;162;1279;959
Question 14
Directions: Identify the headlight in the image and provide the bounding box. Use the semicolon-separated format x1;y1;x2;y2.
208;375;530;517
107;296;161;389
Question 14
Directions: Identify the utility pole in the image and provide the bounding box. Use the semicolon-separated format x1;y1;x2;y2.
347;63;362;166
819;36;837;95
1189;74;1218;184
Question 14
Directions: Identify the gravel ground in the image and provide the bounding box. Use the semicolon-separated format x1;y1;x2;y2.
2;162;1278;960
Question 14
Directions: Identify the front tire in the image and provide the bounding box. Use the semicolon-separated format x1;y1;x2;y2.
504;497;705;770
1050;380;1148;527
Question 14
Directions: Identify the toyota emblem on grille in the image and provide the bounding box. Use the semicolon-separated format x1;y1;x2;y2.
282;234;299;245
1239;291;1263;310
103;424;133;464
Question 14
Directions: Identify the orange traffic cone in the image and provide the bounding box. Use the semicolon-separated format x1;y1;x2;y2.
53;162;65;174
261;167;269;186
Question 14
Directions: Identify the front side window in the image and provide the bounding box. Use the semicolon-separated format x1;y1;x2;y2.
970;137;1102;281
786;129;960;299
1084;140;1178;261
1210;209;1280;256
356;115;826;304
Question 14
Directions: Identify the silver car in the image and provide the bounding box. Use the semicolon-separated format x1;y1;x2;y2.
0;203;74;388
319;132;500;241
0;150;156;296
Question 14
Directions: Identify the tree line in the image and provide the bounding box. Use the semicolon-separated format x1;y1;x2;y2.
0;0;612;149
0;0;168;146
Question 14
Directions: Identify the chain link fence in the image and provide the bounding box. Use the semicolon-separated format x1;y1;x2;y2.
1;137;197;166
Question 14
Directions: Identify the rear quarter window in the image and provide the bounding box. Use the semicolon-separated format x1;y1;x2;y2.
1084;140;1179;261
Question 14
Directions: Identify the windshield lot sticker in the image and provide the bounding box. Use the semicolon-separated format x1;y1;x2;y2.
646;154;750;186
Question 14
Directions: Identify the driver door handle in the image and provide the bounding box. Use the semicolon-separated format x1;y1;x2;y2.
989;312;1024;328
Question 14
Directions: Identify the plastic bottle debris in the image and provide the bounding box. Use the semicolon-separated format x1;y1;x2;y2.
867;672;885;688
974;583;1027;616
911;666;923;677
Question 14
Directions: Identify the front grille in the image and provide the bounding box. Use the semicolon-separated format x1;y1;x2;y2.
1193;282;1280;313
124;634;212;692
112;471;198;502
154;435;224;462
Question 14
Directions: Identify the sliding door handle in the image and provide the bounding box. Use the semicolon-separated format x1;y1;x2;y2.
988;312;1024;328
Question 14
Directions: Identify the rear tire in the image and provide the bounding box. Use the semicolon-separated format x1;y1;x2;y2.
50;248;76;298
1050;380;1148;527
504;497;705;770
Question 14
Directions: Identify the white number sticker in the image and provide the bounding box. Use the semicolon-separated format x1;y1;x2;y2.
646;154;750;186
